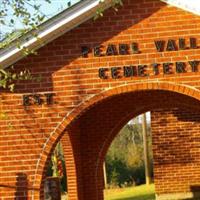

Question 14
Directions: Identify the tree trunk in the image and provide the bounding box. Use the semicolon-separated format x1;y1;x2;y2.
103;161;108;189
142;113;151;185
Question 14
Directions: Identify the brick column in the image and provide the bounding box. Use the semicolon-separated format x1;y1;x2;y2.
61;125;83;200
151;108;200;200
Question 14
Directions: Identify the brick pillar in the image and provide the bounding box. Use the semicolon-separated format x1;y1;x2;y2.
151;108;200;200
61;124;83;200
81;153;104;200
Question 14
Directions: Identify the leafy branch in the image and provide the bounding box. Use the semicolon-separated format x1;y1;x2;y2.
0;68;41;92
0;0;50;36
0;0;50;91
94;0;123;20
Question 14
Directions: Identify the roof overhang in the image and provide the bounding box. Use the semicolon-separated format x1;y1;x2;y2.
1;0;200;69
0;0;112;69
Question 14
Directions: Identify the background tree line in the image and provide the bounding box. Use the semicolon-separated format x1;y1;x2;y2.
106;118;154;188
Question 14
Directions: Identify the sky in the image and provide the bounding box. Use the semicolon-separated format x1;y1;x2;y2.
0;0;81;40
162;0;200;14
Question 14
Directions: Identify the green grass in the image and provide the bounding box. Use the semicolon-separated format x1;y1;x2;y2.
104;184;155;200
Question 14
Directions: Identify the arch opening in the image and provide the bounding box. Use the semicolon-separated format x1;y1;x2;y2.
104;112;155;200
40;128;82;200
44;142;68;200
36;83;200;200
79;89;200;200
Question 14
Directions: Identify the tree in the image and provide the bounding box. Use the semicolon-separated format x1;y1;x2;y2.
106;115;154;187
142;113;152;185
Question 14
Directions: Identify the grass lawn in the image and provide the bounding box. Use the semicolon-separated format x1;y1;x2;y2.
104;184;155;200
62;184;155;200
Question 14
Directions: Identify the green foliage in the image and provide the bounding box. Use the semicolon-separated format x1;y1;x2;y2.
0;67;40;92
111;0;123;11
0;0;50;34
106;120;153;188
46;142;67;192
0;0;50;91
94;0;123;20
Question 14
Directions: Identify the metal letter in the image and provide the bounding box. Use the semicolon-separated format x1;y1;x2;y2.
176;62;186;73
33;95;42;105
99;68;108;79
163;63;172;74
152;63;159;75
94;45;102;57
131;43;139;54
179;38;186;50
111;67;120;79
190;38;197;49
154;40;165;52
106;45;117;56
138;65;148;77
124;66;135;77
119;44;129;55
189;61;199;72
166;40;176;51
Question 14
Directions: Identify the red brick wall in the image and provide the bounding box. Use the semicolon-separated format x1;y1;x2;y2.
151;108;200;197
2;0;200;199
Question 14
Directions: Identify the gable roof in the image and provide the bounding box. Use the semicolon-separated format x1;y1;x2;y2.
1;0;200;69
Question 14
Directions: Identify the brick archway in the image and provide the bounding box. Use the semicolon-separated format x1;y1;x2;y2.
93;102;200;200
33;81;200;199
